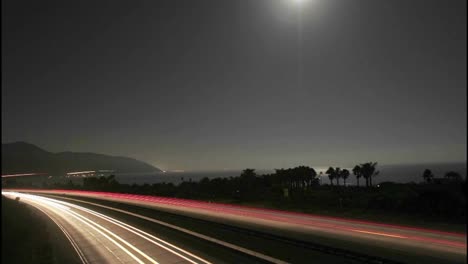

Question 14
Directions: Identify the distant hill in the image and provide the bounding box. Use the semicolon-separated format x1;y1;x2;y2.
1;142;161;175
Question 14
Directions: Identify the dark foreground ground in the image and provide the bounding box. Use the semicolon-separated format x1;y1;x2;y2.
1;195;81;264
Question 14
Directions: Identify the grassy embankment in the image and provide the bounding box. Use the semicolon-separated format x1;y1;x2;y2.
213;184;467;233
237;199;466;233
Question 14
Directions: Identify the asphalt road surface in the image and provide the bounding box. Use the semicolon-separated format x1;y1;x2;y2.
2;189;466;264
2;191;215;264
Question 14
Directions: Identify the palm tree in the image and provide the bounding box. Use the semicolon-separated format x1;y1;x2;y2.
335;167;342;186
341;169;350;186
307;167;318;188
422;169;434;183
352;165;361;187
326;167;335;186
360;162;378;187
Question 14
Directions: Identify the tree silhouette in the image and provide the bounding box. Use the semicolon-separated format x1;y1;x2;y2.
239;168;257;198
360;162;378;187
341;169;350;186
422;169;434;183
326;167;335;186
241;168;256;179
445;171;462;182
335;167;342;186
299;166;317;188
272;167;318;190
352;165;362;187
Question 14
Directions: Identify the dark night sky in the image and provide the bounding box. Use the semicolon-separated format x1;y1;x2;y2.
2;0;466;171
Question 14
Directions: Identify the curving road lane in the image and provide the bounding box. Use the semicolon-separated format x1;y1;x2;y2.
2;191;212;264
3;189;467;264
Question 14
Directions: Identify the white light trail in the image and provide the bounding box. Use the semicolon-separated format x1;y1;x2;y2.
4;192;151;264
66;171;95;175
1;173;47;178
2;191;211;264
61;204;210;264
63;207;155;264
19;194;210;264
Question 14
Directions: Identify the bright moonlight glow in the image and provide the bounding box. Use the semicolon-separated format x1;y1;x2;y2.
291;0;313;9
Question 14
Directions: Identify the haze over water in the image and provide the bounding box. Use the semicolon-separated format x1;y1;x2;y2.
115;162;466;185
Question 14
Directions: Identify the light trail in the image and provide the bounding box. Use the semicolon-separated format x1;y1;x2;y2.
2;191;212;264
63;208;154;264
66;171;96;175
1;173;48;178
27;195;211;264
31;202;90;264
68;208;211;264
43;195;289;264
4;189;466;262
5;192;148;264
348;229;407;239
38;189;465;246
44;190;462;236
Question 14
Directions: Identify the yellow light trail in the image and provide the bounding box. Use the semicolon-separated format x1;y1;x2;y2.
348;229;408;239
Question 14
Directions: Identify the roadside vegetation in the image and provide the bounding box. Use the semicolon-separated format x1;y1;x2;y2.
5;162;466;232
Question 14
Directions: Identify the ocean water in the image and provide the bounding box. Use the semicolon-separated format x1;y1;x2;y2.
114;162;466;186
114;169;274;185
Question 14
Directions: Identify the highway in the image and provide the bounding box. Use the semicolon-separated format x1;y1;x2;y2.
2;191;218;264
2;189;466;264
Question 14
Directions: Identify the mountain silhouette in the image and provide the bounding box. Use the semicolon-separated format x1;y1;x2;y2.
1;142;161;175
